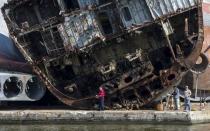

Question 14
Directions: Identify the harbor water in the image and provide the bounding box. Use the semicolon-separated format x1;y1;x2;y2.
1;124;210;131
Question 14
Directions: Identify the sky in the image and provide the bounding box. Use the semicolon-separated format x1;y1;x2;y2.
0;0;8;36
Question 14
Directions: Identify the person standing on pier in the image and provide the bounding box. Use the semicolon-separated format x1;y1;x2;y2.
96;86;105;111
172;86;180;110
184;86;192;112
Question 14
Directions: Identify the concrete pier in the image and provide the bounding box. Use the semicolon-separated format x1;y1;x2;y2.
0;110;210;124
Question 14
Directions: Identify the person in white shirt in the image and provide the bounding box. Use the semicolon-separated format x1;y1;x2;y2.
184;86;191;111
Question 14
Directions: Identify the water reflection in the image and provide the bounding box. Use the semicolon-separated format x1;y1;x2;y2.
0;124;210;131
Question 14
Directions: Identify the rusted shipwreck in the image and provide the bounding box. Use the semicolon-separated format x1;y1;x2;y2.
1;0;204;109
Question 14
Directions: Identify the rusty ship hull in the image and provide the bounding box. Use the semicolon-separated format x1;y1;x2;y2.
1;0;204;109
198;0;210;92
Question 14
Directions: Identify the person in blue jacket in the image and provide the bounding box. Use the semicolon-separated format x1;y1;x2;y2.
172;86;180;110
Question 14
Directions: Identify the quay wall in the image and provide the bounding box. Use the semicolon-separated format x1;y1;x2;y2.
0;110;210;124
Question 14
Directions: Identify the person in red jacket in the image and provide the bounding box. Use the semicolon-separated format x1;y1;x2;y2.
96;86;105;111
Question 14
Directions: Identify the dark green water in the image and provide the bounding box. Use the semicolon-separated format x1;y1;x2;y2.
1;124;210;131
